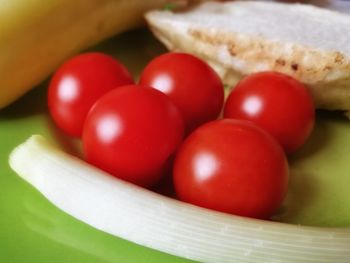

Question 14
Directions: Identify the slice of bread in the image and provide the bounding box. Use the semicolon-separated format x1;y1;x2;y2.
146;1;350;111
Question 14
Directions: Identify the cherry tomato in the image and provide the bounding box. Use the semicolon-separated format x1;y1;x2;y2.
139;52;224;132
224;72;314;153
83;85;184;188
48;52;133;137
173;119;289;219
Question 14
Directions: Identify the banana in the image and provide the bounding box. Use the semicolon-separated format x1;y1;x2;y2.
0;0;189;109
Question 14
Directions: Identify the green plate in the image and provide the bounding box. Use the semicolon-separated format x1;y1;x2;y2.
0;29;349;263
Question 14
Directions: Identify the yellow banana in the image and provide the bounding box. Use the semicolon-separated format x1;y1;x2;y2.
0;0;187;109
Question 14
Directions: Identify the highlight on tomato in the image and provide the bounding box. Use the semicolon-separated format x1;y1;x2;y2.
48;52;133;137
173;119;289;219
224;71;315;153
83;84;185;188
139;52;224;132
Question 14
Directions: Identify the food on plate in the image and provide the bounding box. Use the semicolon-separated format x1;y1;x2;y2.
139;52;224;132
224;71;315;153
48;52;133;137
47;51;295;208
173;119;289;219
146;1;350;113
82;85;184;188
9;135;350;263
4;1;350;261
0;0;193;110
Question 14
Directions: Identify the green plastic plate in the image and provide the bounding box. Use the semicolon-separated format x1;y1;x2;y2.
1;29;349;263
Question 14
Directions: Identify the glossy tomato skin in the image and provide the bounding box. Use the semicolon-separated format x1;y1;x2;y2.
224;71;314;153
173;119;289;219
48;52;133;137
83;85;184;188
139;52;224;132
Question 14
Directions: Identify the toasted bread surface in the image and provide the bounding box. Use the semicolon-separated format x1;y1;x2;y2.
146;1;350;110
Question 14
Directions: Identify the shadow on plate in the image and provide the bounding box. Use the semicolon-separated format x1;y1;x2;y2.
0;81;49;119
276;114;330;225
274;110;350;226
271;171;319;225
289;110;340;162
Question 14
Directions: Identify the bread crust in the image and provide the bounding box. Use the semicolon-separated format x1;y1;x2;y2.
146;9;350;110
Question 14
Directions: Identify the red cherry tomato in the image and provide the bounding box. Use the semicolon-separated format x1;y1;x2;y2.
224;72;314;153
173;119;289;219
48;52;133;137
139;52;224;132
83;85;184;188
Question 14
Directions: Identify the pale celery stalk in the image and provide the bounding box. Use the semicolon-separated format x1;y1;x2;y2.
9;135;350;263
